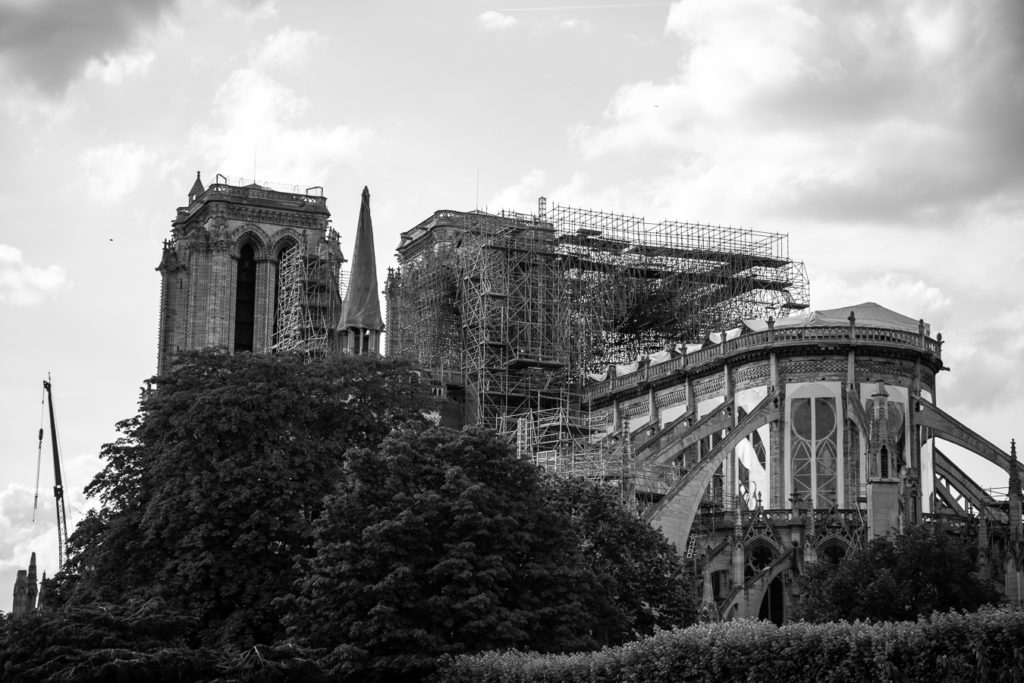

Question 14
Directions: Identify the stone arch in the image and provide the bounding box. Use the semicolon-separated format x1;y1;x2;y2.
816;535;855;563
270;228;303;260
231;225;270;260
745;533;783;556
721;546;797;622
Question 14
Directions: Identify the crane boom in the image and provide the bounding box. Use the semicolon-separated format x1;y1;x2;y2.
43;378;68;570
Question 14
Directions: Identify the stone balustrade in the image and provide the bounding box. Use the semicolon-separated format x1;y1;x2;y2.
582;324;942;403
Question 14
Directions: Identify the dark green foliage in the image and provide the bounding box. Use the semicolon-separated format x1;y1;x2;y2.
60;350;433;646
0;600;328;682
796;524;1000;622
432;607;1024;683
285;426;618;682
0;599;212;682
544;476;696;640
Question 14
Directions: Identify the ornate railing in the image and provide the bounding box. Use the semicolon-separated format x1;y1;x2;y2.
582;323;942;403
205;182;328;206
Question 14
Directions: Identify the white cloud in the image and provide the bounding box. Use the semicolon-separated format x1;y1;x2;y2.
478;10;518;32
84;48;155;84
79;142;161;204
0;0;176;95
191;68;369;187
253;26;323;69
557;18;595;33
0;85;78;124
0;245;68;306
489;169;546;213
812;272;951;321
217;0;277;23
572;0;1024;227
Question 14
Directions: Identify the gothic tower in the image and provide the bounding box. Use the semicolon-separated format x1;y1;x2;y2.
156;173;355;373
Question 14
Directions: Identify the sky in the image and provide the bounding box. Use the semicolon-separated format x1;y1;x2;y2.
1;0;1022;610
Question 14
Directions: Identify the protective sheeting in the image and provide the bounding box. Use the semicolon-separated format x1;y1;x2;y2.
772;302;927;335
707;326;752;345
648;349;676;366
340;186;384;332
615;360;640;376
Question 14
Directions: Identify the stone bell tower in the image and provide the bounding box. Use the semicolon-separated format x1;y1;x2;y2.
156;173;345;374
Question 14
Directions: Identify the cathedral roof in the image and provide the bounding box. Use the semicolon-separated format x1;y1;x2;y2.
340;186;384;332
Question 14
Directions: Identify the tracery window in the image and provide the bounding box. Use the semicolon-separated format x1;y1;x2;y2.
790;396;838;507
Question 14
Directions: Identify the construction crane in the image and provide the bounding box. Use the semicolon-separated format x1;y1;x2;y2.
37;377;69;570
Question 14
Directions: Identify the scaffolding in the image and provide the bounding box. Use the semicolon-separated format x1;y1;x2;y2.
552;204;808;371
273;242;344;359
385;201;809;470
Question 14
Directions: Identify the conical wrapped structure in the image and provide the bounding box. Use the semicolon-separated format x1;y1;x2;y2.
340;186;384;354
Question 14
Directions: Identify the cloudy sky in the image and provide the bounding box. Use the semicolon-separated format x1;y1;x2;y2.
2;0;1022;609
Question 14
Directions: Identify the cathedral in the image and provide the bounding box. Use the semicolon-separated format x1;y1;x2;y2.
15;175;1019;623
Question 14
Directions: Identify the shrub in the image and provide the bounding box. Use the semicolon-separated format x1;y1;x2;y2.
432;607;1024;683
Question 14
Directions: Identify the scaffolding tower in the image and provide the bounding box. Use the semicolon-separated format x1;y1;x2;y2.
273;242;344;359
385;201;809;467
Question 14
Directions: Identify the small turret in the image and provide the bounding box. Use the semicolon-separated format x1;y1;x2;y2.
188;171;205;203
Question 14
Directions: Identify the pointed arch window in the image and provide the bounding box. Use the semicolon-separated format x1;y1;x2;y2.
234;244;256;353
790;396;838;507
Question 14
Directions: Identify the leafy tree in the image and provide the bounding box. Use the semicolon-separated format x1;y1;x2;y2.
284;426;619;682
0;599;328;682
796;524;999;622
59;350;434;646
544;476;696;639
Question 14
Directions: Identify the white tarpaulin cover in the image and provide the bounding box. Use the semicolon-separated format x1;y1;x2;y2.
769;302;927;335
648;349;675;366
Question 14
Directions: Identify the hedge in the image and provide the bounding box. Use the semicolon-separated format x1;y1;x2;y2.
432;606;1024;683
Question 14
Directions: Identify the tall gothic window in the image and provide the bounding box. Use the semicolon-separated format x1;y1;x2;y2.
790;396;838;507
234;244;256;353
